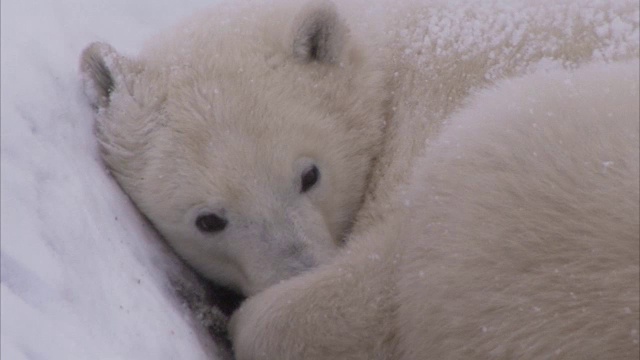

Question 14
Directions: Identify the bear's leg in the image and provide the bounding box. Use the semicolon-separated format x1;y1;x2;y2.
230;223;400;360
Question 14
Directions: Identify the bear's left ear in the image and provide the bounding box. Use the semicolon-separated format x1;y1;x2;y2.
79;42;138;109
292;0;348;64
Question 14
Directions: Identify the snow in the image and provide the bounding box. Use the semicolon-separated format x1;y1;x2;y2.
388;0;639;79
1;0;232;359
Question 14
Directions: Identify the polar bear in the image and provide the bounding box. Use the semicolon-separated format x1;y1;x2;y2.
79;0;639;357
80;0;388;297
230;59;640;360
80;0;638;296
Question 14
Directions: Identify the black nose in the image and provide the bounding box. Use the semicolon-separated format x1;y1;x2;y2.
208;282;246;316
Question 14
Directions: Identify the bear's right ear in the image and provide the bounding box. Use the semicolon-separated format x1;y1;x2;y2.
79;42;135;109
292;0;348;64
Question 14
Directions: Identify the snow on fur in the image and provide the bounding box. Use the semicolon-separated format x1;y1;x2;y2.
3;0;639;359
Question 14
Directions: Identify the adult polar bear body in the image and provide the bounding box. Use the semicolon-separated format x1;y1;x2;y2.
79;0;639;358
231;60;640;359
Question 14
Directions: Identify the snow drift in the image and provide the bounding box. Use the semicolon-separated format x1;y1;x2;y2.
1;0;234;359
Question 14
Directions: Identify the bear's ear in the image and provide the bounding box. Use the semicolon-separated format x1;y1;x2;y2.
292;0;347;64
79;42;135;109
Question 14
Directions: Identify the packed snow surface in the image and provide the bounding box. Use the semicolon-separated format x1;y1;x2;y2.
1;0;228;359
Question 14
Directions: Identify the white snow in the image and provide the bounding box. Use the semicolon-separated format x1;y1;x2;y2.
1;0;229;359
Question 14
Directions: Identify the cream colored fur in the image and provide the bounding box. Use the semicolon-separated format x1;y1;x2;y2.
80;0;387;296
231;61;640;360
79;0;639;358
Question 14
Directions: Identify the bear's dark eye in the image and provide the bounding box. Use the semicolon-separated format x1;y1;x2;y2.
195;213;228;233
301;165;320;193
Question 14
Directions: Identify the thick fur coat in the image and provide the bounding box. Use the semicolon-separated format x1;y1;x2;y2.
231;60;640;360
80;0;639;358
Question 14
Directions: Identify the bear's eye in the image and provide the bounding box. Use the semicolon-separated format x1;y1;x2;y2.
195;213;228;233
301;165;320;193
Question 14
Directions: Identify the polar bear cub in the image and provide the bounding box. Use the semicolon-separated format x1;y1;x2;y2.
230;61;640;360
79;0;638;298
80;0;387;296
79;0;639;358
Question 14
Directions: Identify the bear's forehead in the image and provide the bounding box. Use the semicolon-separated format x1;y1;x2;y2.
161;99;309;151
156;116;324;187
163;121;296;163
149;105;336;203
147;127;301;209
157;72;339;154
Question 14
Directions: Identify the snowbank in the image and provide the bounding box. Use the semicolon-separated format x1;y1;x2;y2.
1;0;231;359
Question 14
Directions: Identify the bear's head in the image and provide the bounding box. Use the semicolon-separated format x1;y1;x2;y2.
79;0;387;295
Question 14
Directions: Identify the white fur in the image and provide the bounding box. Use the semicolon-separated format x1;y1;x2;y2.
80;0;387;296
231;60;640;360
79;0;639;357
